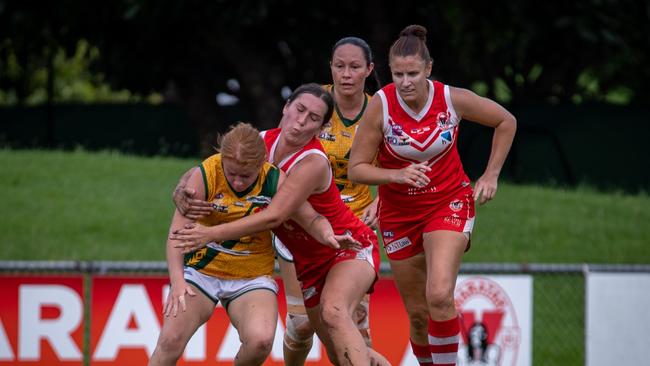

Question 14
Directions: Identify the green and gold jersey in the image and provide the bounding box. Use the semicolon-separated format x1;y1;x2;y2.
318;84;373;217
184;153;280;279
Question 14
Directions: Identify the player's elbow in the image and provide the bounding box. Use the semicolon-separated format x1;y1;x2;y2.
347;163;361;183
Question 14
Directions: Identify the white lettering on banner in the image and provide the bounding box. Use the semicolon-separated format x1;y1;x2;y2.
163;285;206;361
18;285;83;361
0;319;14;361
94;284;160;360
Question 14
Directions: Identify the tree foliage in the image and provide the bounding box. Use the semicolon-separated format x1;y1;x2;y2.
1;0;648;152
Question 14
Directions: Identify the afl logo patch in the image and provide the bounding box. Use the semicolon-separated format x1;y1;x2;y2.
455;277;521;366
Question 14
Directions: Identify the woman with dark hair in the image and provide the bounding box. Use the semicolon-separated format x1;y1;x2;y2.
273;36;387;365
349;25;516;366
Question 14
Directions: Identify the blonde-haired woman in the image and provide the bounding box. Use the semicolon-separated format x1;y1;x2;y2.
149;122;355;366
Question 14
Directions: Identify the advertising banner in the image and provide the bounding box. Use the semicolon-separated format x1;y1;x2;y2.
0;275;84;366
586;273;650;366
1;273;532;365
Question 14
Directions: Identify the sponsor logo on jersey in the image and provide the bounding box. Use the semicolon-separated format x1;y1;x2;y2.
302;286;317;301
212;203;229;213
441;131;452;143
318;132;336;141
246;195;272;205
234;201;245;207
455;277;521;366
341;131;352;138
382;231;394;238
215;193;224;199
385;236;412;254
450;199;464;212
411;126;432;134
385;136;411;146
437;111;454;130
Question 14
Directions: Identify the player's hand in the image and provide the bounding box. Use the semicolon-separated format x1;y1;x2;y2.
473;173;498;205
360;197;379;229
391;163;431;188
322;232;363;251
163;281;196;317
173;187;213;220
170;223;214;253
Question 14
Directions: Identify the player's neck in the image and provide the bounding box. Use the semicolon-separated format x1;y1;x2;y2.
333;89;364;120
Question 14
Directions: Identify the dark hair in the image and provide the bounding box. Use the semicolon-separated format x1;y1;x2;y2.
287;83;335;126
389;24;433;65
331;36;382;93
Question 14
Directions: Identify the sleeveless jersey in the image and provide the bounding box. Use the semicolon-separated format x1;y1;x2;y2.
376;80;471;211
260;128;376;283
318;85;373;217
184;153;279;279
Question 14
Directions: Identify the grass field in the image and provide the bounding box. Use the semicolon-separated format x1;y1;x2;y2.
1;148;648;366
1;148;648;263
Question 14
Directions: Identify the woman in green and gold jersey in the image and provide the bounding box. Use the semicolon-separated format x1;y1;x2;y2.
150;123;358;366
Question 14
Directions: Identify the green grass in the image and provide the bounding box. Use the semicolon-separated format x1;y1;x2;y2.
1;148;648;263
0;149;194;260
1;149;648;365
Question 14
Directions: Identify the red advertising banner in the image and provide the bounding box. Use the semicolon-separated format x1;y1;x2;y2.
89;275;412;365
0;275;84;366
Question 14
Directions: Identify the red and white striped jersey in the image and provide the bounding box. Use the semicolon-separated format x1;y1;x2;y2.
260;128;376;282
376;80;471;210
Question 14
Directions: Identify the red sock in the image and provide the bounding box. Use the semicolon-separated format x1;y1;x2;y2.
410;339;433;366
428;316;460;366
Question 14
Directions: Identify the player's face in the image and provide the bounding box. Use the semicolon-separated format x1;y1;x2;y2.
222;158;261;192
390;55;432;105
280;93;328;146
330;44;373;98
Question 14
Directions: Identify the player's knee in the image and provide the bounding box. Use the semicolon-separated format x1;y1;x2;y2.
156;331;186;357
245;335;274;360
320;301;349;331
426;285;454;312
284;312;314;350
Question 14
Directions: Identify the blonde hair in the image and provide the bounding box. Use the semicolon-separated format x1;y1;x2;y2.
218;122;267;168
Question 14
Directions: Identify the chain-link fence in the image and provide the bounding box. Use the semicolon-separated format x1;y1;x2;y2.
2;261;649;366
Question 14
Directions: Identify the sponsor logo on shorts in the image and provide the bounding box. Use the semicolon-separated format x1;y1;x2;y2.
302;286;317;301
385;236;412;254
449;199;464;212
382;231;394;238
444;214;463;227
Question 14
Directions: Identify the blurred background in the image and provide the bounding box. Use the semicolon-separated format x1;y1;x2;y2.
1;0;649;190
1;1;649;365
